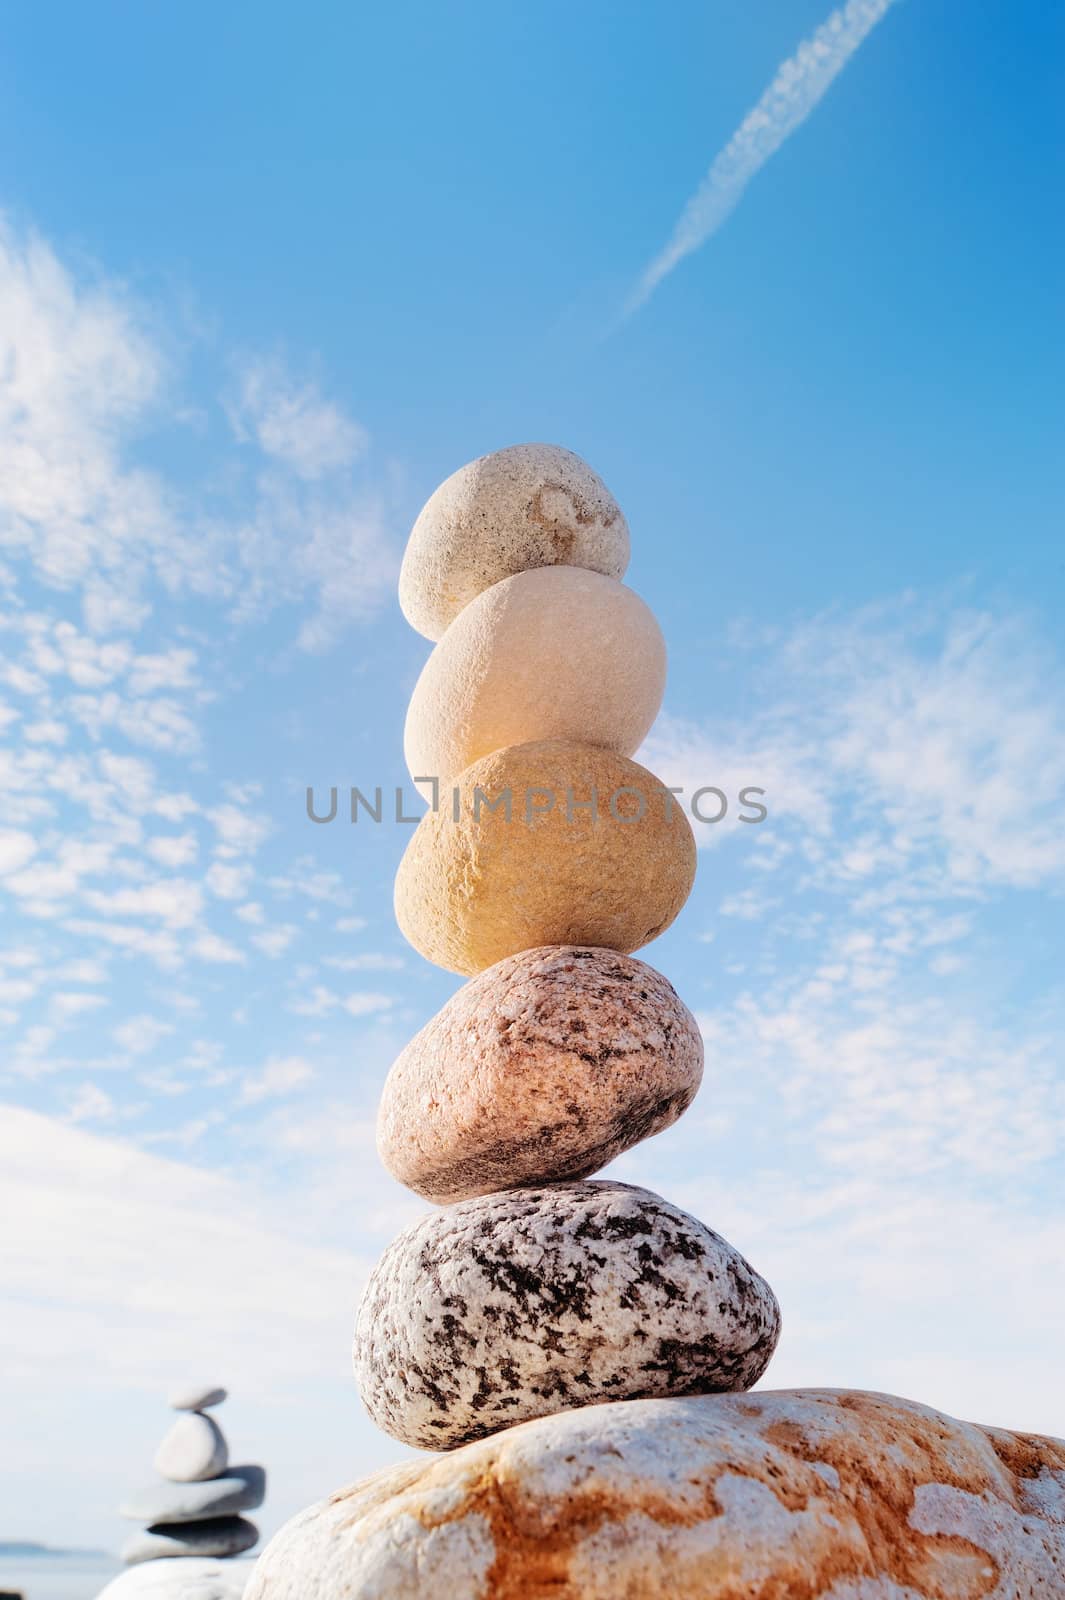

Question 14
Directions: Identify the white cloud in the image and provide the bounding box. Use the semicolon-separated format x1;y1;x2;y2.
323;952;405;972
146;832;199;868
230;359;368;479
285;983;392;1020
66;1082;117;1124
288;983;338;1017
4;859;82;905
126;647;198;696
24;718;68;745
113;1013;174;1058
646;603;1065;890
0;216;398;648
83;878;205;928
64;917;183;971
239;1054;315;1105
208;803;272;860
68;689;201;753
341;991;394;1018
50;991;109;1022
0;220;179;626
0;976;40;1006
627;0;900;313
251;924;299;958
0;829;37;875
291;493;399;650
191;930;247;965
154;792;199;823
206;860;253;900
0;1106;360;1381
269;861;351;905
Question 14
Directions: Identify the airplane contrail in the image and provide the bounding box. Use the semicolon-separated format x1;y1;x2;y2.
626;0;901;316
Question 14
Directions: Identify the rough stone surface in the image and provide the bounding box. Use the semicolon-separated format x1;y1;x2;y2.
378;946;704;1203
244;1389;1065;1599
122;1518;259;1566
404;567;666;792
353;1180;779;1450
96;1556;255;1598
154;1413;229;1483
394;740;697;976
168;1384;227;1412
121;1466;266;1524
399;443;630;641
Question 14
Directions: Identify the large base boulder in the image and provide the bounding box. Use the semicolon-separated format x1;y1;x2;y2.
246;1389;1065;1598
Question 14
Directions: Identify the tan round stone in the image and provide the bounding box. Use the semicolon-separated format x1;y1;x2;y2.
378;946;704;1203
404;567;666;793
399;443;630;641
394;740;697;976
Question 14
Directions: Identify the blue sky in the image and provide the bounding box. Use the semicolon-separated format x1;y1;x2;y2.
1;0;1063;1557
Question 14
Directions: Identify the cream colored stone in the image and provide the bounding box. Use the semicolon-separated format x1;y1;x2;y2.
378;946;703;1202
246;1389;1065;1599
404;567;666;793
399;444;630;641
394;740;696;976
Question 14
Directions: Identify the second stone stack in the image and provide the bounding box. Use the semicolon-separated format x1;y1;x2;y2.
354;443;780;1451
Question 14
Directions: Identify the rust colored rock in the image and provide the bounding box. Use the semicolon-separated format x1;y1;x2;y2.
394;740;697;976
245;1389;1065;1599
399;443;630;641
353;1181;779;1450
377;946;703;1203
404;567;666;793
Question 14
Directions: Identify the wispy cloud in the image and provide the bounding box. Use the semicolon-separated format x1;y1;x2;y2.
643;601;1065;889
626;0;900;315
0;215;398;643
228;358;369;480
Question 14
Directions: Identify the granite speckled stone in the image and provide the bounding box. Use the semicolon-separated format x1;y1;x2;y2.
404;567;666;793
378;946;704;1203
244;1390;1065;1599
122;1516;259;1566
399;443;631;641
352;1180;779;1450
120;1466;266;1525
96;1557;255;1599
154;1413;228;1484
394;740;697;976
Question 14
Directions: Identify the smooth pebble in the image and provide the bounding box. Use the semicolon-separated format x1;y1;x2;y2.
404;567;665;793
394;740;696;976
154;1413;228;1484
399;443;630;641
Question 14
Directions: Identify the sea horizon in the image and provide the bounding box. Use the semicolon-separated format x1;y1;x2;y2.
0;1554;120;1600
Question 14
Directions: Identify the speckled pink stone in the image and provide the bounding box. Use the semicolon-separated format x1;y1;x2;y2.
377;947;704;1204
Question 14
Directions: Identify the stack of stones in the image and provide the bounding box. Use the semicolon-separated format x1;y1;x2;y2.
249;446;1065;1596
360;443;781;1450
98;1385;264;1600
